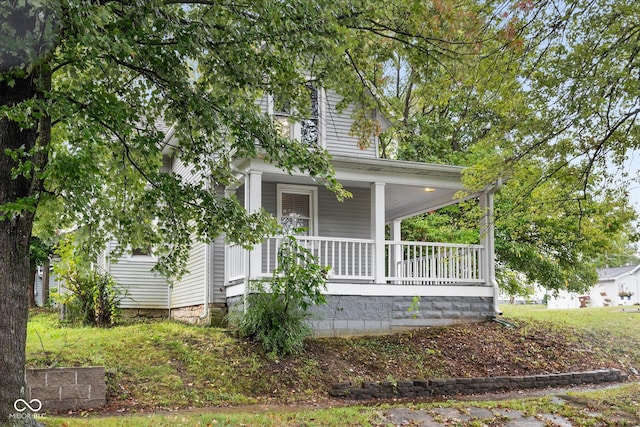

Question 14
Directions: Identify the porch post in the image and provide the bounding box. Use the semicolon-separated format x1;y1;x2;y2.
223;187;237;290
371;182;386;283
479;190;499;314
391;219;402;282
246;171;263;281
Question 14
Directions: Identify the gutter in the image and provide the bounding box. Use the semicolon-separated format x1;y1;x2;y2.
199;175;215;322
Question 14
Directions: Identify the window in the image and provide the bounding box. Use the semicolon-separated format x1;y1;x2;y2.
131;246;152;256
128;245;156;262
273;84;321;146
301;85;318;145
277;185;318;236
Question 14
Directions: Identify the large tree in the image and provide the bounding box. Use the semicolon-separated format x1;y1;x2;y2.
469;0;640;291
1;0;507;423
336;0;640;295
0;1;363;424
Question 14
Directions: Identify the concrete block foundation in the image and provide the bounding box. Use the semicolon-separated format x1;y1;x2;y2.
228;294;495;337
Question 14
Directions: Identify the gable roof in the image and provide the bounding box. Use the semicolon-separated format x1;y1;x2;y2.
597;265;640;281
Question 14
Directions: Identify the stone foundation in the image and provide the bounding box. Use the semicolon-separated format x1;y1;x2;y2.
170;303;227;326
121;308;168;319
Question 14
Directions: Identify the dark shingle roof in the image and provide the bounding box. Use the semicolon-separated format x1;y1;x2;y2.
597;265;639;280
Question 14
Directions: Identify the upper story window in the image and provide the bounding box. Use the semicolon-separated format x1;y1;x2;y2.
127;245;157;262
273;84;321;146
300;85;318;145
131;246;152;256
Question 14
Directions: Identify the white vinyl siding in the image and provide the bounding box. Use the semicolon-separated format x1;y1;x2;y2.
317;186;370;239
171;240;207;308
238;182;278;214
242;182;371;240
255;93;269;113
211;240;225;304
172;156;203;185
103;241;169;309
324;90;378;158
96;247;107;271
168;157;208;308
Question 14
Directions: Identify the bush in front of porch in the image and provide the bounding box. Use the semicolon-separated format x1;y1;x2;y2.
231;234;329;357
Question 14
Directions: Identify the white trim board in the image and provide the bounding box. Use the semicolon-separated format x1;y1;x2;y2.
226;283;494;298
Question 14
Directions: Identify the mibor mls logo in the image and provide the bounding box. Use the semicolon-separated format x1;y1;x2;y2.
13;398;42;413
0;1;61;72
9;398;45;420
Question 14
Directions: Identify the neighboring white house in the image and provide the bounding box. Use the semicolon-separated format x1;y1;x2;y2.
34;265;59;307
547;265;640;309
99;89;501;336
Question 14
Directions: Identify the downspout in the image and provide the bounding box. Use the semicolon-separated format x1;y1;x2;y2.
167;281;172;319
162;127;176;320
199;176;214;322
199;242;209;322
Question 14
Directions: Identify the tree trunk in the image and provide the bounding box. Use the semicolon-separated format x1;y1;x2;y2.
28;263;37;308
0;73;48;426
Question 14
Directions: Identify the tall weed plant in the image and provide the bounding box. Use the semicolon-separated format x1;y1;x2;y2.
54;236;125;327
233;234;328;357
58;269;124;327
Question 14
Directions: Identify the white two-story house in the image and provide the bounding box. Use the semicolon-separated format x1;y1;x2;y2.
99;88;500;336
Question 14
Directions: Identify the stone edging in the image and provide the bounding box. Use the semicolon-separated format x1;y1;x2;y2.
330;369;627;399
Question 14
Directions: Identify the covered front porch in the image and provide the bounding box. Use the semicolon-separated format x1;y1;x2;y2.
224;155;499;334
227;237;488;288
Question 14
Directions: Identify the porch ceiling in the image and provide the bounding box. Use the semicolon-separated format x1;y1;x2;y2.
236;155;471;221
385;184;464;222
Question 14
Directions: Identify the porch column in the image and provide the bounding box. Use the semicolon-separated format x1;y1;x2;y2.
479;190;499;314
223;187;237;289
371;182;386;283
391;219;402;282
246;171;262;280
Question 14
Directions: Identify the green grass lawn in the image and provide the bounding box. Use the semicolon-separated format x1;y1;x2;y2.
30;305;640;426
43;384;640;426
42;406;381;427
500;303;640;369
27;311;264;407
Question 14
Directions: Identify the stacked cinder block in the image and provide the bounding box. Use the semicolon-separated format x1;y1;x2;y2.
26;366;106;412
330;369;627;399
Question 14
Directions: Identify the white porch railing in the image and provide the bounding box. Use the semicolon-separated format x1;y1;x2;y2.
226;243;247;283
386;241;485;284
225;238;486;285
263;236;375;280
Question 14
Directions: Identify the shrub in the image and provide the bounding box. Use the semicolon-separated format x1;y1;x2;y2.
52;235;125;327
56;269;124;327
232;234;328;357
